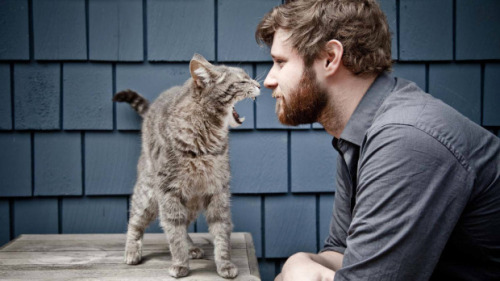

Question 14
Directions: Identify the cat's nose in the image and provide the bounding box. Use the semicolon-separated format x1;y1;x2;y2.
253;81;261;88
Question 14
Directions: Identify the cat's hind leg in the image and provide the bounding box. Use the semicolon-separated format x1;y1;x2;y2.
125;174;158;265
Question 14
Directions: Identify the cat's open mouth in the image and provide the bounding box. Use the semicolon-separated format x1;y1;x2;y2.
232;107;244;124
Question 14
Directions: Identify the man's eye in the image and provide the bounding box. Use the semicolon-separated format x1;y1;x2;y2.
276;60;285;67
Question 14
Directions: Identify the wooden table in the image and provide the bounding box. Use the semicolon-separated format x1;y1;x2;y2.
0;232;260;281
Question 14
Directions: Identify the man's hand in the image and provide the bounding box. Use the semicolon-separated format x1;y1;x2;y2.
275;251;343;281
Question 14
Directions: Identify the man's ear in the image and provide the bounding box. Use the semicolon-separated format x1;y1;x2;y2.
323;40;343;77
190;53;217;88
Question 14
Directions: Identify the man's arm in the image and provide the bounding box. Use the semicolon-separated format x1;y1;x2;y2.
276;251;344;281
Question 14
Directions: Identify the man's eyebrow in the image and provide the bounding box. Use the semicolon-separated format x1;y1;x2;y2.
271;54;286;60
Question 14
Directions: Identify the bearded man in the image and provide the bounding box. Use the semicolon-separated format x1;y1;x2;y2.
256;0;500;280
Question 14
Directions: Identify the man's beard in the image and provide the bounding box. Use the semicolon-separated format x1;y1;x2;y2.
274;67;328;126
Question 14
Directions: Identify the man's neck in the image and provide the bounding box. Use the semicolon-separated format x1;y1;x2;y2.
318;70;377;138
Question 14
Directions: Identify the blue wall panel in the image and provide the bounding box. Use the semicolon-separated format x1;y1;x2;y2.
116;63;190;130
255;64;310;130
63;63;113;130
258;259;277;281
378;0;398;60
229;131;288;194
0;132;31;197
456;0;500;60
85;131;141;195
34;132;81;196
62;197;127;234
218;0;278;62
429;63;481;124
0;0;29;60
33;0;87;60
89;0;143;61
319;194;334;250
291;131;337;193
392;63;426;91
14;63;60;130
399;0;453;61
0;64;11;130
232;196;262;257
13;198;58;237
483;63;500;126
0;200;10;246
147;0;214;61
265;195;316;258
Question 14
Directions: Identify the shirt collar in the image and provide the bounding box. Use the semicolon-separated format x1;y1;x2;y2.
338;72;396;146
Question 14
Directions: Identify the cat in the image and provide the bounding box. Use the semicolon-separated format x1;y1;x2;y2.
113;54;260;278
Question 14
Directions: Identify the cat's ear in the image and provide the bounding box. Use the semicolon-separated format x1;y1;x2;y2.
190;54;217;88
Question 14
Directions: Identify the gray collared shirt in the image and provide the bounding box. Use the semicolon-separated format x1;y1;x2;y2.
322;73;500;280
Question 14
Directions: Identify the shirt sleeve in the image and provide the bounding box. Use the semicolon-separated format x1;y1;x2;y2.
334;124;472;281
321;156;351;254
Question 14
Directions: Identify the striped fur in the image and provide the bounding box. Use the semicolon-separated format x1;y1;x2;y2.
121;54;260;279
113;89;150;117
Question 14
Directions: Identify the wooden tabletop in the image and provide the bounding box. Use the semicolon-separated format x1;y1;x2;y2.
0;232;260;281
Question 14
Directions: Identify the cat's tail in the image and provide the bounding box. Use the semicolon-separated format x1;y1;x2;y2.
113;89;150;118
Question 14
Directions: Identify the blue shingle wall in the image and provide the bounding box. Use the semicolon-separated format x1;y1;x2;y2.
0;1;499;280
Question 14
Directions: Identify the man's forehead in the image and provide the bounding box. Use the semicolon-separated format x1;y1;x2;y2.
270;29;293;57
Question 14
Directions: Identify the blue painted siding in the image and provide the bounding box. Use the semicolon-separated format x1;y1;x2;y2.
85;131;141;195
34;132;82;196
147;0;215;61
484;63;500;126
62;197;128;234
0;132;31;197
0;1;499;279
33;0;87;60
218;0;278;62
429;63;481;124
229;131;288;194
13;198;59;237
0;200;9;246
392;63;426;91
399;0;453;61
291;130;337;193
88;0;143;62
456;0;500;60
265;195;316;258
319;194;335;250
14;63;60;130
231;196;263;257
0;64;11;130
378;0;398;60
63;63;113;130
0;0;29;60
116;63;190;130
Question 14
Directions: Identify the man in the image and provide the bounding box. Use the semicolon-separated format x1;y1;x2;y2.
255;0;500;280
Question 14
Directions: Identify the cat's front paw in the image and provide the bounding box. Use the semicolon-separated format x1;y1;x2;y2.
124;249;142;265
217;261;238;279
188;247;204;259
169;264;189;278
124;242;142;265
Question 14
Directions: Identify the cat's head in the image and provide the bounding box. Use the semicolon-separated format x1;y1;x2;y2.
189;54;260;128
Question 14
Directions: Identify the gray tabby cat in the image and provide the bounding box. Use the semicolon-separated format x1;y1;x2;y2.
113;54;260;278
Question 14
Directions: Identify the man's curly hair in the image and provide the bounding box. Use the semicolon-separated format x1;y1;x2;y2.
256;0;392;75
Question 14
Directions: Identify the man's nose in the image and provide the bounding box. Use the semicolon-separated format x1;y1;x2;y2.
263;74;277;89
